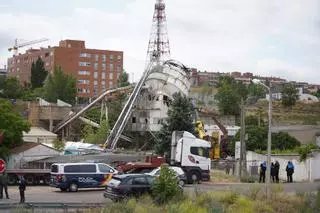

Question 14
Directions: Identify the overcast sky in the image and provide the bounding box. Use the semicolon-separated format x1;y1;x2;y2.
0;0;319;84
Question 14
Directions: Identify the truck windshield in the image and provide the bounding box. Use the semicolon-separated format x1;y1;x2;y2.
51;165;58;173
190;147;210;158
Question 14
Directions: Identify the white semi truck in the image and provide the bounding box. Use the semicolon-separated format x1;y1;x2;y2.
170;131;211;183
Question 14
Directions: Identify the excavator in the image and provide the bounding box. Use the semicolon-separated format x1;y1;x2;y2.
195;108;229;159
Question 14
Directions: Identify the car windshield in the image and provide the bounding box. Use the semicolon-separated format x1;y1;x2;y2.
148;168;160;176
170;167;185;175
108;178;121;186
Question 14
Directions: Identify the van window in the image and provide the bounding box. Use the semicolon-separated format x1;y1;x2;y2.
98;164;113;173
190;147;210;158
51;165;58;173
64;164;96;173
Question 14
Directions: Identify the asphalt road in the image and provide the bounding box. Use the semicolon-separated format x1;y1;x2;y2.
0;182;319;204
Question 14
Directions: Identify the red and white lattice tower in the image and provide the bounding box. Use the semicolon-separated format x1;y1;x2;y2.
146;0;171;65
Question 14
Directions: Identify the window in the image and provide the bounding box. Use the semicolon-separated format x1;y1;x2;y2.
94;86;98;95
50;51;54;56
117;73;120;79
110;64;114;71
101;72;106;79
98;164;113;173
133;177;147;185
102;55;106;62
102;63;106;70
78;70;90;75
79;53;91;58
117;55;121;60
95;54;99;61
109;73;113;79
64;164;96;173
132;117;136;123
109;81;113;86
117;65;121;72
146;176;154;185
110;55;114;60
190;147;210;158
17;68;20;71
94;80;98;85
101;81;105;85
94;72;98;79
17;59;20;63
45;62;49;66
78;79;89;84
102;85;106;90
94;63;98;70
79;62;91;67
45;52;49;57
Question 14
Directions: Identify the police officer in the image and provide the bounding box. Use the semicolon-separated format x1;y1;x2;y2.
19;175;26;203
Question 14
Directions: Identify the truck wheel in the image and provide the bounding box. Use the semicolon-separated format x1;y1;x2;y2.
178;180;185;187
69;182;78;192
60;188;67;192
8;174;17;185
189;171;200;184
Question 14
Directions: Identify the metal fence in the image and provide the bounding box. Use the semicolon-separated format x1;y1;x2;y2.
0;203;105;213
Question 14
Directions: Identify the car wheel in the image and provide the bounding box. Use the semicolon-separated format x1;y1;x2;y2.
69;182;78;192
178;180;185;187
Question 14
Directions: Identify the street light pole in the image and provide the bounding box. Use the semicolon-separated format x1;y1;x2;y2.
252;79;272;198
266;82;272;197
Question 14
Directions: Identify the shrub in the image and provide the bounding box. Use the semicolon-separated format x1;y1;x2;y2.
152;165;183;204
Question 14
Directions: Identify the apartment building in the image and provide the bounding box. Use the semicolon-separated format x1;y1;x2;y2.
7;40;123;98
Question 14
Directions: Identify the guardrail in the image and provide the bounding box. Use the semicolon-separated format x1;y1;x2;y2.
0;202;105;212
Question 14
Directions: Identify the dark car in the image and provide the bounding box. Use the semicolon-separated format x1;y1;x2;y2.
103;174;154;201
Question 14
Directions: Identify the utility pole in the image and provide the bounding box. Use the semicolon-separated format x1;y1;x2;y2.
239;99;247;178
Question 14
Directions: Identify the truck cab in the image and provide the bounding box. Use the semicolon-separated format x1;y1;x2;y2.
170;131;211;183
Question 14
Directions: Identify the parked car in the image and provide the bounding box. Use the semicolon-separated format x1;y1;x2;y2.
50;162;118;192
145;166;187;186
103;174;154;201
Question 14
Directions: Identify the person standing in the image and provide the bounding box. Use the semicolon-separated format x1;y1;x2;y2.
19;175;26;203
2;171;9;199
0;173;3;199
274;161;280;183
286;161;294;183
259;161;267;183
270;162;276;183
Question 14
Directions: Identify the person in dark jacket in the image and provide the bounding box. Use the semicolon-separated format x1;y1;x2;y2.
274;161;280;183
1;171;9;199
19;176;26;203
286;161;294;183
270;162;276;183
259;161;267;183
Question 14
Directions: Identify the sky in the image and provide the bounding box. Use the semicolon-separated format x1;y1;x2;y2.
0;0;319;84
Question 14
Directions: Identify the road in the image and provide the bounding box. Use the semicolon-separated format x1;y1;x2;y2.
0;182;319;204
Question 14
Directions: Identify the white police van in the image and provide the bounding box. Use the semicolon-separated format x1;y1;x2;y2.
50;163;118;192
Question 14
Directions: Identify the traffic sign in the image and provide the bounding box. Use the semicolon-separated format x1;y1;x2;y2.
0;159;6;173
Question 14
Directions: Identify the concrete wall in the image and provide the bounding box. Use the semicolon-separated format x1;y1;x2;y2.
246;151;314;182
7;144;60;169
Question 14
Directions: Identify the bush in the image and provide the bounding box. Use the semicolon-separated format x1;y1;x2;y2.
152;165;183;204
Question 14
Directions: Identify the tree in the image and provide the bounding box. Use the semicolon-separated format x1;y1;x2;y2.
31;57;48;89
52;138;65;152
0;76;6;90
118;71;130;87
248;83;266;99
314;89;320;98
155;92;194;155
215;76;248;115
2;77;23;99
43;66;77;105
152;165;182;204
0;99;30;159
281;84;299;108
83;120;110;144
230;126;301;154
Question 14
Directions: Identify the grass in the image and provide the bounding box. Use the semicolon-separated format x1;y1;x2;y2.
76;187;320;213
210;170;239;183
